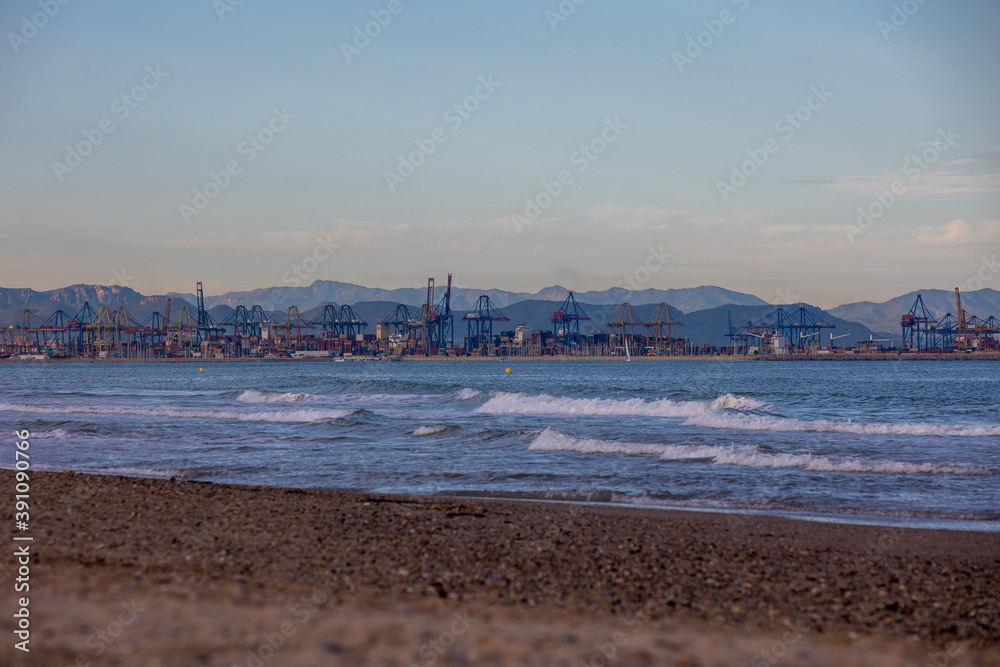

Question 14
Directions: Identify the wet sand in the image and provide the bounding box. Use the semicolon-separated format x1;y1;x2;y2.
2;470;998;666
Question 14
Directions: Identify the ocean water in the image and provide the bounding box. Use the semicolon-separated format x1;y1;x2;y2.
4;360;999;531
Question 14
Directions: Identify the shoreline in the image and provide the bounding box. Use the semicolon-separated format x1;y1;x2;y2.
17;465;1000;534
5;470;998;665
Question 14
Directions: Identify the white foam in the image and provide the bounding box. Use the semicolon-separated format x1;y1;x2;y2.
237;389;311;403
477;392;765;418
528;429;994;475
413;425;449;436
30;429;69;439
27;463;184;478
0;402;354;424
709;394;768;411
529;428;746;459
684;412;1000;438
455;388;482;400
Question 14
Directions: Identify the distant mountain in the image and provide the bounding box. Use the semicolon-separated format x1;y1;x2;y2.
0;284;194;325
497;300;684;336
351;299;881;349
167;280;768;313
562;285;769;312
674;303;892;348
10;282;970;349
829;289;1000;335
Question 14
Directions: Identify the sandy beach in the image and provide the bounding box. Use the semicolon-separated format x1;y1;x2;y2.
2;470;998;666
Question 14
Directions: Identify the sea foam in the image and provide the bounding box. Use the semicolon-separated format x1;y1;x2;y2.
683;412;1000;437
476;391;766;418
413;425;450;436
528;428;994;475
0;402;355;423
237;389;312;403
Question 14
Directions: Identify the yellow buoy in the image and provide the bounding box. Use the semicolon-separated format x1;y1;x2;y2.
199;368;204;372
505;368;512;374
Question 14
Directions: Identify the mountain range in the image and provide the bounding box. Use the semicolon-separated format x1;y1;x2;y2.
830;289;1000;335
164;281;768;314
3;282;998;348
343;300;886;349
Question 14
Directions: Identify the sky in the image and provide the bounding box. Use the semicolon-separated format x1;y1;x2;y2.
1;0;998;309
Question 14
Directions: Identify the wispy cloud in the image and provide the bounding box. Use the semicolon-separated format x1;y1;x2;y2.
758;224;807;238
584;205;685;229
791;170;1000;196
146;229;373;251
912;219;1000;245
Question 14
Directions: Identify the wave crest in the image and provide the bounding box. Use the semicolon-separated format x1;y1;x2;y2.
0;402;355;424
684;412;1000;438
237;389;311;403
477;391;765;418
528;429;994;475
413;425;450;436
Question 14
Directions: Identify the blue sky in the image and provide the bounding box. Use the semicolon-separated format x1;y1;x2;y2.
1;0;998;308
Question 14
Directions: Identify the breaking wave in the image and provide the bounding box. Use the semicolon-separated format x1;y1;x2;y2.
476;392;766;418
29;429;69;439
237;389;312;403
528;429;994;475
455;388;482;400
0;402;356;424
683;412;1000;438
413;425;451;436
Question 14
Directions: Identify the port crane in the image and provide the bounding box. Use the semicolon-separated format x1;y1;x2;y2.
830;332;851;350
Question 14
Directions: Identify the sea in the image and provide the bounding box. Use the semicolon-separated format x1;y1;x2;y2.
4;359;999;532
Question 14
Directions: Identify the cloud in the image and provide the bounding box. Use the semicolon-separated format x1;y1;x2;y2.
800;170;1000;196
913;219;1000;245
956;150;1000;168
758;224;807;238
584;205;685;229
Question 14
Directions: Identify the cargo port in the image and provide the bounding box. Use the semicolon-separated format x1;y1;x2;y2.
2;279;998;360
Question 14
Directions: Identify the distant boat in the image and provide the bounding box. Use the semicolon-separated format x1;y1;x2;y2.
625;339;632;362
